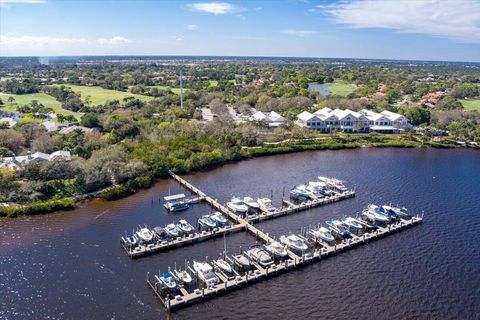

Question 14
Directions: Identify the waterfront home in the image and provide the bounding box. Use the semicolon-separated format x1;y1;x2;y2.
296;108;369;133
251;111;285;127
361;109;411;133
0;150;71;170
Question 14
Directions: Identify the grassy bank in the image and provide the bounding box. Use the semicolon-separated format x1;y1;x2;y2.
0;198;76;217
62;84;154;106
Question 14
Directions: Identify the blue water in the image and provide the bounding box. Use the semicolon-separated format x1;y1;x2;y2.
1;148;479;319
308;83;331;96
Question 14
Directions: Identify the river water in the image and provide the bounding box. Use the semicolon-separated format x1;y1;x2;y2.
1;148;480;319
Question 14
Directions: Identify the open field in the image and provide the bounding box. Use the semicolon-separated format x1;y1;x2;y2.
326;80;357;96
0;92;82;120
63;85;154;106
461;99;480;111
140;85;187;95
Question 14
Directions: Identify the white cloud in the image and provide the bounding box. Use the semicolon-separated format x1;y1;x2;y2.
97;36;130;45
186;24;199;30
320;0;480;43
189;2;236;15
176;36;184;41
282;29;317;37
0;35;89;47
0;0;46;7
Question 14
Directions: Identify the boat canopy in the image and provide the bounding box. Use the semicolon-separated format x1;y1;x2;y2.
164;194;186;202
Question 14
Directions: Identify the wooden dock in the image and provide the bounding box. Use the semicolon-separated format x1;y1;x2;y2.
148;216;423;311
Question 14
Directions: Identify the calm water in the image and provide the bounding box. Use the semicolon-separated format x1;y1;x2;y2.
1;148;480;319
308;83;331;96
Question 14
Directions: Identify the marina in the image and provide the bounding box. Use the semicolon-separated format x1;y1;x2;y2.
148;216;423;311
120;171;355;258
135;171;423;311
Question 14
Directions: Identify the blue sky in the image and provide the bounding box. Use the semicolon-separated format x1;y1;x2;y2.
1;0;480;62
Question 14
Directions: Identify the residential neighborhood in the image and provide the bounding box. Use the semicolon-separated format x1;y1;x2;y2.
0;150;71;170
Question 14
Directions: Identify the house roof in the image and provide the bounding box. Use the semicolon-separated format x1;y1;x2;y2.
0;117;18;128
380;110;405;121
58;125;94;135
297;111;317;122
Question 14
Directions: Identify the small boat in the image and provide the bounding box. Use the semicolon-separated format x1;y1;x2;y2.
362;208;390;223
198;215;217;229
163;194;190;212
210;212;228;227
153;226;167;239
384;205;411;218
231;254;251;270
257;197;276;213
123;235;138;247
176;220;194;235
306;181;326;198
290;187;309;200
280;234;308;251
227;197;248;214
135;227;154;243
376;205;398;220
325;219;350;237
243;197;260;210
174;269;192;285
318;176;348;192
343;217;364;232
192;261;220;286
214;259;233;274
165;224;180;238
264;241;288;258
309;226;335;243
158;272;177;290
245;246;274;267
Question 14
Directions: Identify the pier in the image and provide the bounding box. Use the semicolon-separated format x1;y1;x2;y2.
122;171;356;258
148;216;423;311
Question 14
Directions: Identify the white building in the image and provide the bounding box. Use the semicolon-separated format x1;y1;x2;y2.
296;108;369;133
251;111;285;128
361;109;411;133
0;117;18;128
0;150;71;170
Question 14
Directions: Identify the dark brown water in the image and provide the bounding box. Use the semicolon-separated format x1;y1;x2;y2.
1;148;480;319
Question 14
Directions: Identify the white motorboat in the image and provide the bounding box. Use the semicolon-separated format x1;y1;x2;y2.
192;261;220;287
306;181;326;197
227;197;248;214
318;176;348;192
243;197;260;210
135;227;154;243
325;219;350;237
280;234;308;251
257;197;276;213
264;241;288;258
198;215;217;229
232;254;251;270
384;205;411;218
362;207;390;223
214;259;233;274
157;272;177;290
210;212;228;226
343;217;364;231
174;269;193;285
165;224;180;238
309;226;335;243
176;220;194;235
122;234;138;247
245;246;274;267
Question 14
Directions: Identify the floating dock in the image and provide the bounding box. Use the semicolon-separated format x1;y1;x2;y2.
148;216;423;311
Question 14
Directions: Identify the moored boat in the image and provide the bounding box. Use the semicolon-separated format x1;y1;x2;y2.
227;197;248;214
264;241;288;258
198;215;217;229
362;208;390;223
243;197;260;210
280;234;308;251
257;197;276;213
214;259;233;274
343;217;364;232
231;254;251;270
308;226;335;243
325;219;350;237
135;227;154;243
176;220;194;235
174;269;193;285
210;211;228;226
165;224;180;238
192;261;220;287
158;272;177;290
245;246;274;267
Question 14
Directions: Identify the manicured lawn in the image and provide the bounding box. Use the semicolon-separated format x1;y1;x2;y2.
64;85;154;106
326;80;357;96
141;85;187;95
0;92;82;120
461;99;480;111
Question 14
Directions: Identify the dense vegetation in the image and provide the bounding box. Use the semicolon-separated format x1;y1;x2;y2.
0;56;479;216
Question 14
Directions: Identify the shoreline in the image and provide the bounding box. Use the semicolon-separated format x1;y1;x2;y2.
1;139;478;218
